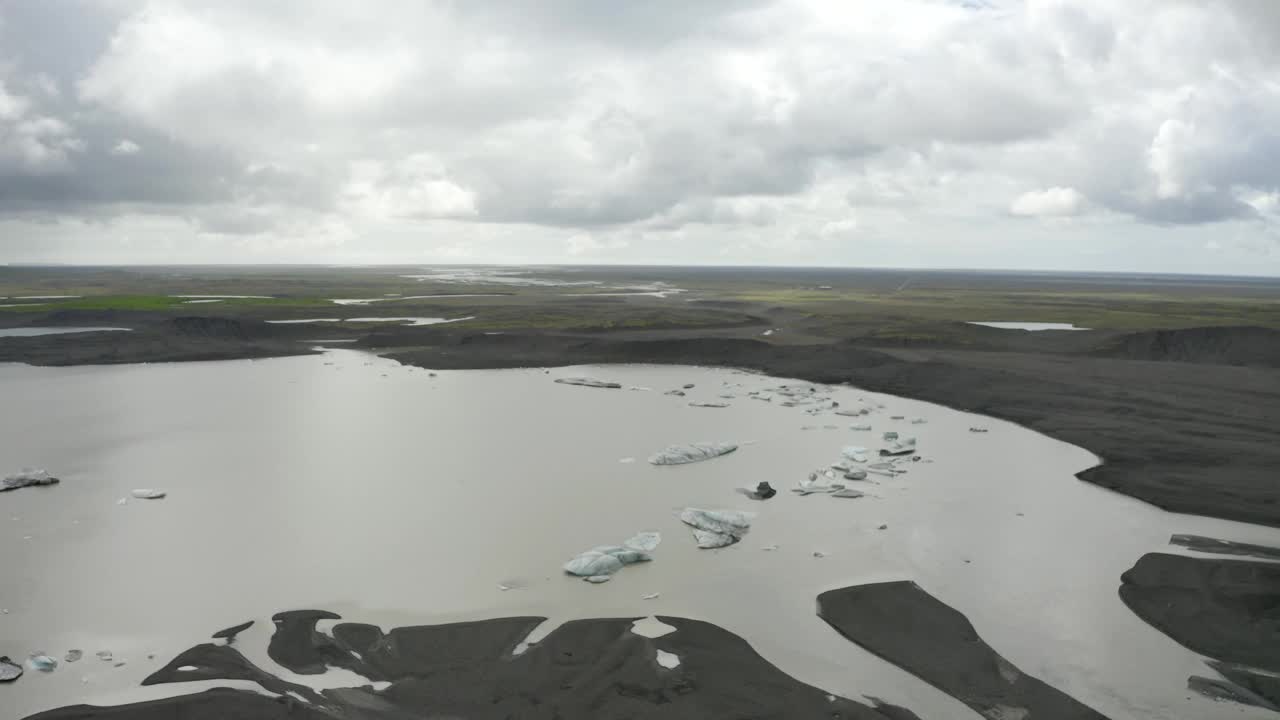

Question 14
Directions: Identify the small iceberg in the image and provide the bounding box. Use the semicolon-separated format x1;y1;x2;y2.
563;532;661;583
648;442;737;466
2;468;59;492
881;437;917;456
678;508;754;548
130;489;167;499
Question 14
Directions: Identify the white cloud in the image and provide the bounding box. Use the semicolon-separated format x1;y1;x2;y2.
1010;187;1088;217
565;232;629;256
110;138;141;155
341;155;478;220
820;218;859;238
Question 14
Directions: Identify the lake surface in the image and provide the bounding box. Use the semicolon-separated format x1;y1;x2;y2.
0;327;131;338
969;321;1092;331
2;353;1277;719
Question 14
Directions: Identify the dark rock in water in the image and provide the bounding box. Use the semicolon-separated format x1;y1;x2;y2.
28;611;922;720
818;581;1109;720
1119;553;1280;673
1170;534;1280;562
267;610;348;676
739;482;777;501
211;619;254;642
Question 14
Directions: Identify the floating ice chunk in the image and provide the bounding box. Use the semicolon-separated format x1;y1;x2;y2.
688;401;729;408
130;489;166;499
564;532;661;581
881;437;917;456
28;654;57;672
624;531;662;553
648;442;737;466
0;657;22;682
678;508;754;548
65;650;82;663
794;472;846;496
2;468;59;492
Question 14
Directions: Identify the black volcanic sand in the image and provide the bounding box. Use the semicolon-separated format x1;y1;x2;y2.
818;581;1110;720
26;610;924;720
211;619;255;641
0;316;329;366
1119;553;1280;672
1189;660;1280;712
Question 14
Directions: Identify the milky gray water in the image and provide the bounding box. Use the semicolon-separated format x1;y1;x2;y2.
2;351;1277;719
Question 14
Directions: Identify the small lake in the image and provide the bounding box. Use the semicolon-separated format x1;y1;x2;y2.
0;327;131;338
968;321;1091;331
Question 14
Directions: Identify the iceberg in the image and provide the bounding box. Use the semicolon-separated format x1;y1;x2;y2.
648;442;738;466
678;508;754;548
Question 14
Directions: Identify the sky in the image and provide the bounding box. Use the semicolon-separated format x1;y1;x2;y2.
1;0;1279;275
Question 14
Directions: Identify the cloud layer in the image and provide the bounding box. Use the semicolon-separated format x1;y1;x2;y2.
1;0;1278;272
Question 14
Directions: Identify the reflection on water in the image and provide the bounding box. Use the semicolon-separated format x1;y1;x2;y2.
0;327;132;338
968;321;1091;331
1;352;1276;719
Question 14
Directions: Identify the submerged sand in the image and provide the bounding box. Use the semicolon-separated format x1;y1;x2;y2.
2;351;1279;719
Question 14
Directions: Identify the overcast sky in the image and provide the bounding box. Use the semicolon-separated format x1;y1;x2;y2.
1;0;1279;274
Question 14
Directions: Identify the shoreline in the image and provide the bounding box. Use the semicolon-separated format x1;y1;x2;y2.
2;318;1278;528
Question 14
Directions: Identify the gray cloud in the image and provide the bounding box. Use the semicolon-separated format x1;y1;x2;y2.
0;0;1277;272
